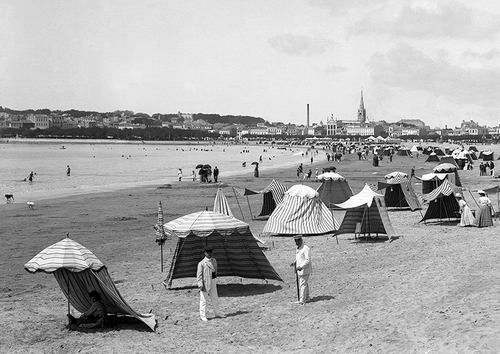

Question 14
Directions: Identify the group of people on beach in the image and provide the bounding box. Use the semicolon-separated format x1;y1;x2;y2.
456;190;495;228
478;161;495;177
195;234;312;322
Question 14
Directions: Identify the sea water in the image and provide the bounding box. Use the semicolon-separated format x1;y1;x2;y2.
0;139;315;203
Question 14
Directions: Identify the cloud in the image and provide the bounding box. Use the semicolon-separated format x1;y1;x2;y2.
309;0;386;16
325;65;348;74
463;49;500;61
268;33;333;56
368;43;500;107
351;2;500;40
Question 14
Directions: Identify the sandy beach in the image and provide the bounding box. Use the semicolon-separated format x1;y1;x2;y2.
2;144;500;354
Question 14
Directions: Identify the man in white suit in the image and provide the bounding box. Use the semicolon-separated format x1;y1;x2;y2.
291;235;312;305
197;246;225;321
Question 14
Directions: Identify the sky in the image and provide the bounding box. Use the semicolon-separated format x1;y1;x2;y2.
1;0;499;129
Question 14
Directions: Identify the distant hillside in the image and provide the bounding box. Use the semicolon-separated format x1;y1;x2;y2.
0;107;266;124
193;113;265;125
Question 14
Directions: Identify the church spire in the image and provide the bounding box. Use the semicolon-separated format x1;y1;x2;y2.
357;89;366;124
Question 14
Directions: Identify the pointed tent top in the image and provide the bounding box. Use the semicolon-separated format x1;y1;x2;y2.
286;184;318;198
334;184;383;209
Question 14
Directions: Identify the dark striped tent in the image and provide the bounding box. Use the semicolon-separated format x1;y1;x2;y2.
425;152;440;163
163;211;282;288
419;180;460;222
334;184;396;239
242;179;288;218
378;172;421;211
433;163;462;187
316;172;353;209
261;184;339;236
24;238;156;331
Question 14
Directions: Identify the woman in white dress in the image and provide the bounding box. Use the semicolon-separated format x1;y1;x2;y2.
456;193;474;227
473;190;493;227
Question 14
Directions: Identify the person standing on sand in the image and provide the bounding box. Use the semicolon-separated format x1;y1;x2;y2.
290;235;312;305
67;165;71;176
456;193;474;227
178;168;183;182
197;246;224;321
213;166;219;183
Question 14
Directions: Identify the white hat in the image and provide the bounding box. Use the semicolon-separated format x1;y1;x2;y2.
478;190;485;194
455;193;462;198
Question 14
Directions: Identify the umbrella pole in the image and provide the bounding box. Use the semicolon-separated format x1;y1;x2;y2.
160;243;164;273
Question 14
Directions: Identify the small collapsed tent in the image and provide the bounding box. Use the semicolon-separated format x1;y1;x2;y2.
262;184;339;236
377;172;421;210
425;152;440;163
419;180;460;223
242;179;287;218
438;156;458;167
334;184;396;238
481;151;494;161
433;163;461;187
24;237;156;331
434;148;445;156
316;172;353;208
163;211;282;287
397;148;412;157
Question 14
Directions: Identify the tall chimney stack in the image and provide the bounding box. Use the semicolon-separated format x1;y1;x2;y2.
307;104;310;129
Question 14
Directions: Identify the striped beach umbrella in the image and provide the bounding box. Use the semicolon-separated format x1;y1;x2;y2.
164;210;248;238
24;237;104;274
24;235;105;326
154;201;167;244
213;187;233;217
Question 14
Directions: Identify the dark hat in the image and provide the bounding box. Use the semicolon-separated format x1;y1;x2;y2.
204;246;214;253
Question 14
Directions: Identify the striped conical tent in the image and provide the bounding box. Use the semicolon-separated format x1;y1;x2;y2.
24;237;156;331
163;211;282;287
378;172;421;211
213;187;233;217
262;184;339;236
334;184;396;238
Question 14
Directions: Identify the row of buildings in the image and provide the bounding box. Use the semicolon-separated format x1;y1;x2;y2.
1;91;498;137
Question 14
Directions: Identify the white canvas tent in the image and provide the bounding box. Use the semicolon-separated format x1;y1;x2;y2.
262;184;339;236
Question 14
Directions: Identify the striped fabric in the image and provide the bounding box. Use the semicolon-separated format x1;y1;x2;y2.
24;238;156;331
334;185;396;237
164;211;248;238
384;172;408;184
53;268;156;331
242;179;288;217
377;181;422;211
154;201;168;243
213;188;234;217
420;180;460;222
262;184;339;236
24;238;104;273
335;191;396;238
164;229;283;287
